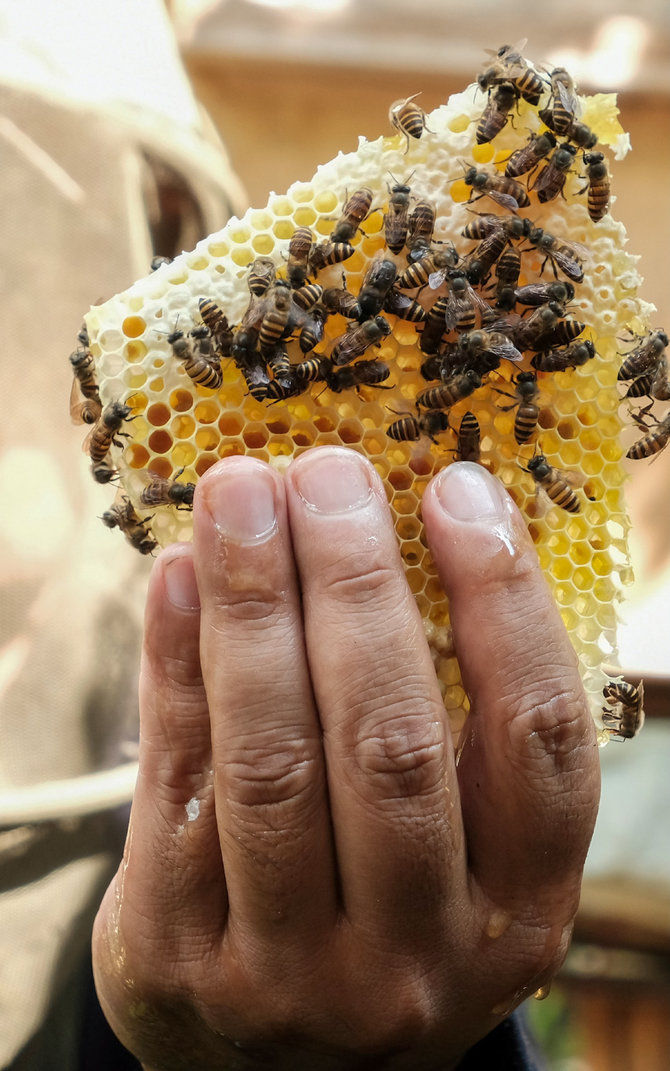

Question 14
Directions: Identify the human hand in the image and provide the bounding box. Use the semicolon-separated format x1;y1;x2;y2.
92;448;600;1070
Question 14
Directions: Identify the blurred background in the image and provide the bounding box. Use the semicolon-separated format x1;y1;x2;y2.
1;1;668;1068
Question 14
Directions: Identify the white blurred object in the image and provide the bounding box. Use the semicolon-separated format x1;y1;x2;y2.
0;0;200;127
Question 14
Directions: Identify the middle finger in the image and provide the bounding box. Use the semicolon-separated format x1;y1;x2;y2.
286;448;466;937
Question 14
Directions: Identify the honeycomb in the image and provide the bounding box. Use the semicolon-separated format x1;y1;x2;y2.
77;50;661;744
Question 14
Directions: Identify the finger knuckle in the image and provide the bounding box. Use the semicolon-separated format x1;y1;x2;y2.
506;685;595;779
350;707;447;804
223;733;322;824
212;585;288;626
319;549;400;608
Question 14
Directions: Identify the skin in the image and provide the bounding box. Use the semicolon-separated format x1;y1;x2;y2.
92;449;600;1070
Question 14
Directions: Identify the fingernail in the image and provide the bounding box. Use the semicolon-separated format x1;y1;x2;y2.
293;449;373;514
205;462;277;545
164;554;200;610
433;462;510;523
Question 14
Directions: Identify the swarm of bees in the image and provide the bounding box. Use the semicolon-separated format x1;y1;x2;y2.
74;41;658;741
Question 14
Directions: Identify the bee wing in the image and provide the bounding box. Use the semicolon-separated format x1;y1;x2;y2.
490;337;524;363
530;162;557;194
467;282;495;318
556;466;588;489
428;269;447;290
487;189;520;212
69;379;88;424
555;77;581;118
82;422;97;456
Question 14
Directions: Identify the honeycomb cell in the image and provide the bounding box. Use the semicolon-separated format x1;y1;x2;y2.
251;234;274;255
125;443;150;469
147;403;171;427
122;316;146;338
171;415;196;439
243;425;270;449
148;457;173;479
148;429;172;453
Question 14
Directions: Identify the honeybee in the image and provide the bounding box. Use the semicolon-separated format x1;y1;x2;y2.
140;472;196;509
443;270;490;333
494;370;540;443
531;338;595;372
330;316;392;366
383;288;427;322
406;199;436;263
309;240;355;274
617;330;669;381
69;344;102;425
649;357;670;401
477;41;546;105
293;355;326;385
508;302;585;352
526;226;587;283
86;401;133;464
101;497;157;555
247;256;276;297
476;82;518;144
494;246;522;310
538;106;597;149
396;247;459;290
384;179;411;253
419;296;451;355
531;316;586;351
515;280;574;307
626;409;670;460
91;461;119;484
169;328;222;389
462;166;530;211
355;257;397;320
331;187;373;242
291;282;323;312
386;408;449;444
504;130;556;178
457;327;522;365
456;410;481;462
602;680;645;740
266;344;291;379
321;357;391;394
287;227;314;288
389;94;431;151
462;223;517;285
265;368;304;402
581;151;610;221
417;368;482;410
299;304;328;353
531;143;577;203
241;355;272;402
622;363;670;400
522;452;589;513
462;213;530;242
258;282;294;354
547;68;579;128
321;280;359;318
198;297;234;354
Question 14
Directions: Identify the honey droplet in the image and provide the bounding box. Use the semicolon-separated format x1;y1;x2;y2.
485;910;513;940
533;984;552;1001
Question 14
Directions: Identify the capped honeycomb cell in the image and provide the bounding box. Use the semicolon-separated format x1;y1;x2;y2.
75;48;664;745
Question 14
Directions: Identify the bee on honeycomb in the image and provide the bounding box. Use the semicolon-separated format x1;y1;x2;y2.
74;45;666;744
